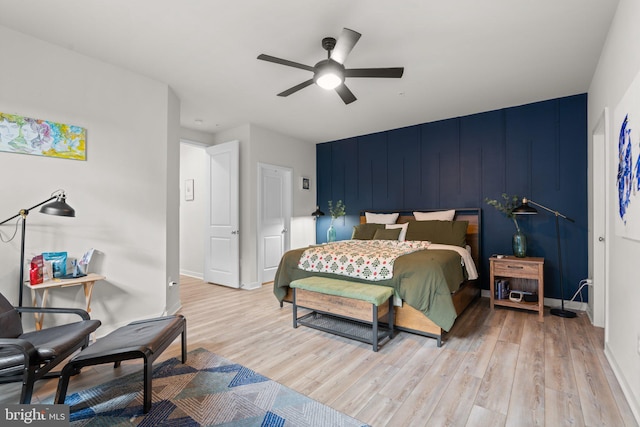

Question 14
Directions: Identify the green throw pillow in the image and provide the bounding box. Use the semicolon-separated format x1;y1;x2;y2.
372;228;402;240
352;223;385;240
405;220;468;247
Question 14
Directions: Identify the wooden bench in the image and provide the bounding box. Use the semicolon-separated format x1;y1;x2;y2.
290;277;395;351
55;315;186;413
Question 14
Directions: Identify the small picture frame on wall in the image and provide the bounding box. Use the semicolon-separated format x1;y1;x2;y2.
185;179;194;201
302;177;310;190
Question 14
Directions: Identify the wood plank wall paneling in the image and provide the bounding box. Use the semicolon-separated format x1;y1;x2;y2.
316;94;588;300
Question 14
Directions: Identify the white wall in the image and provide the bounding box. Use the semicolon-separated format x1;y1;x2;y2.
0;26;180;334
208;123;317;286
179;142;207;278
251;125;317;250
588;0;640;420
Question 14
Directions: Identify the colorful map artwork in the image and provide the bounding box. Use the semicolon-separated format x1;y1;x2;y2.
0;112;86;160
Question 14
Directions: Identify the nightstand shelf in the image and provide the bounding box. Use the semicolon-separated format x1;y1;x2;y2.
489;256;544;321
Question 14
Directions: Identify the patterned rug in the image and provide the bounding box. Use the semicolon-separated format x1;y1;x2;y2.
56;347;368;427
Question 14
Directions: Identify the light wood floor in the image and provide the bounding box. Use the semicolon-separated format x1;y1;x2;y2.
4;275;638;427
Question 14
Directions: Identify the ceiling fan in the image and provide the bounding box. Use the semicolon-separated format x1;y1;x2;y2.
257;28;404;105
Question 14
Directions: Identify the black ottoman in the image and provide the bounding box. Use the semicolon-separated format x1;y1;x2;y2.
55;315;186;413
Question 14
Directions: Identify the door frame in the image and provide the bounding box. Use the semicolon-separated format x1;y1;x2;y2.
257;162;292;285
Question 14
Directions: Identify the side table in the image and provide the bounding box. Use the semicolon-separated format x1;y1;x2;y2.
489;256;544;321
25;273;105;330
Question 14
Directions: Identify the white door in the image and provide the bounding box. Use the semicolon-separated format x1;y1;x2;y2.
590;108;609;329
204;140;239;288
258;163;291;284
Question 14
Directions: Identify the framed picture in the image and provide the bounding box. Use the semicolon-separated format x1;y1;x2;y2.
615;67;640;240
0;111;87;160
302;177;310;190
185;179;194;201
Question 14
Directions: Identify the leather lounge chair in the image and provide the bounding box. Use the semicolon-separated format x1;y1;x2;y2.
0;291;101;404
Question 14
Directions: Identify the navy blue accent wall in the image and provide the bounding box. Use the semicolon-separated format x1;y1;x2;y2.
316;94;588;301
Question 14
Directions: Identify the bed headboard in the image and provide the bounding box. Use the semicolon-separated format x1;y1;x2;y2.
359;208;481;270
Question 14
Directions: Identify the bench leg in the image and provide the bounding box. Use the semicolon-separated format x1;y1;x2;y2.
143;357;152;413
389;298;395;339
372;305;379;352
292;288;298;328
181;325;188;364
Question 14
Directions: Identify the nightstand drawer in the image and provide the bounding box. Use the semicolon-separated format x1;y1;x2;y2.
493;261;540;278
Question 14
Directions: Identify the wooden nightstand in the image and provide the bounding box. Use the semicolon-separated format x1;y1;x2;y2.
489;256;544;321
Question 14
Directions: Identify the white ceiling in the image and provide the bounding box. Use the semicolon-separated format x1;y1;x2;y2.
0;0;618;143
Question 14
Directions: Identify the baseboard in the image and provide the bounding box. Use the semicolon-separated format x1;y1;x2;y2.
479;290;589;313
241;282;261;290
179;269;203;279
543;297;588;313
605;343;640;425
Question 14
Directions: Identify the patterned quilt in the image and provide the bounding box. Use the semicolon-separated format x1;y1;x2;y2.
297;240;430;281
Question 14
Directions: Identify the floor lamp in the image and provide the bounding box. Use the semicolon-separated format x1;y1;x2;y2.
0;190;75;307
513;198;576;318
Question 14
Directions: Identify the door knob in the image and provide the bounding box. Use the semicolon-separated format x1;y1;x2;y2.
598;236;604;242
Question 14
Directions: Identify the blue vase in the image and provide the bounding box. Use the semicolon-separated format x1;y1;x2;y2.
512;231;527;258
327;222;336;242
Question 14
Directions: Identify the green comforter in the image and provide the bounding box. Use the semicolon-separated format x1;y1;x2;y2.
273;246;464;331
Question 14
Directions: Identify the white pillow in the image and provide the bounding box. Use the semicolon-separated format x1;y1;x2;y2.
413;209;456;221
386;223;408;241
365;212;399;224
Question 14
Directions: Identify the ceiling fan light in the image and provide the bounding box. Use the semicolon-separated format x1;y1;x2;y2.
316;72;342;90
314;60;345;90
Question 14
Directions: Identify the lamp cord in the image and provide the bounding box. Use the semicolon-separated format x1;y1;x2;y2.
570;279;591;303
0;216;21;243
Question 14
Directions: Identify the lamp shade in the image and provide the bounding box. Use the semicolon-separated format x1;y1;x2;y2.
512;198;537;215
40;195;75;217
311;206;325;217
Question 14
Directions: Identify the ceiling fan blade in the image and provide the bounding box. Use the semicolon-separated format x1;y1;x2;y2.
345;67;405;78
330;28;361;64
277;79;315;97
335;84;357;104
257;54;315;72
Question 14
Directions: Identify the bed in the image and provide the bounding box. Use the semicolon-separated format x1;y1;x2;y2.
273;208;481;345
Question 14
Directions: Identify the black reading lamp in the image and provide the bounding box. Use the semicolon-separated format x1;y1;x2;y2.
0;190;75;307
512;198;576;318
311;206;325;218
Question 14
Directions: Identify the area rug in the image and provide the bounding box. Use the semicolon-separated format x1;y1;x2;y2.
56;347;368;427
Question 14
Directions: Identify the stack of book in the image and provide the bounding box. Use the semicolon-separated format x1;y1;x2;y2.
495;279;510;299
